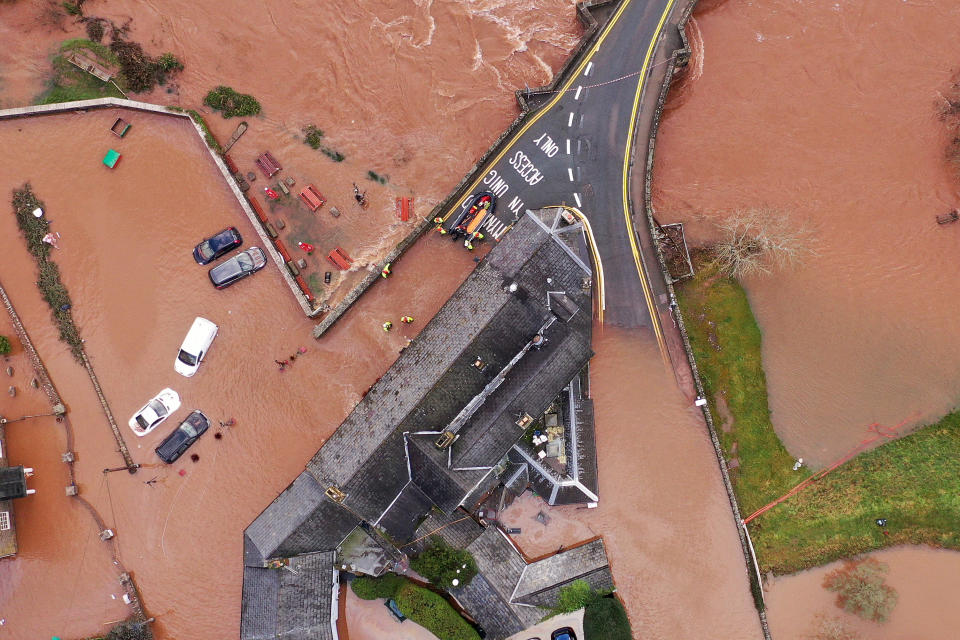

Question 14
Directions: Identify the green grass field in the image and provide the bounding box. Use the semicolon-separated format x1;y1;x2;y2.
675;264;960;574
675;265;802;516
36;39;125;105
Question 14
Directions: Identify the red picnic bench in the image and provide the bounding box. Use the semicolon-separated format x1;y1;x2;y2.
326;247;353;271
255;152;282;178
396;197;413;221
299;184;326;212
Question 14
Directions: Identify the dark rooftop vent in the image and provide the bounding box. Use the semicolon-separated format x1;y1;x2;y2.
0;467;28;501
548;292;580;322
502;278;529;301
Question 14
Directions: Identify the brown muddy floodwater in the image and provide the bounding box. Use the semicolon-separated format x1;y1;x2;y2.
655;1;960;468
653;0;960;636
0;0;583;271
0;109;479;639
0;2;586;638
765;546;960;640
501;329;762;640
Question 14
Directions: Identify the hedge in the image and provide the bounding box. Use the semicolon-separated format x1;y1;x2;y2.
394;582;480;640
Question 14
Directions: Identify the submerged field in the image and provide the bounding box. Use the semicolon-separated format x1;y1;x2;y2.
676;265;960;574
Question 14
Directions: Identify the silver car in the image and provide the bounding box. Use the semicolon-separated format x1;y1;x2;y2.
208;247;266;289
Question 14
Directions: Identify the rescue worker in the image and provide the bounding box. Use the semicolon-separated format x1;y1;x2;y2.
382;321;393;332
400;316;414;324
464;240;474;250
381;262;391;278
433;217;447;235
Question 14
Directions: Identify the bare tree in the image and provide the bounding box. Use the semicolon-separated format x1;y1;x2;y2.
709;207;815;278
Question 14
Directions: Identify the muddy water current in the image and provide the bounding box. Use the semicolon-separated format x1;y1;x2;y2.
655;0;960;468
653;0;960;636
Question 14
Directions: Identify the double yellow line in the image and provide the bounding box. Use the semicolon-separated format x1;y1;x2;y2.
621;0;676;361
440;0;677;362
550;205;606;324
440;0;641;222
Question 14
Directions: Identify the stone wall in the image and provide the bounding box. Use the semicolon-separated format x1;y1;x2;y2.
312;0;617;337
0;98;314;318
637;2;772;637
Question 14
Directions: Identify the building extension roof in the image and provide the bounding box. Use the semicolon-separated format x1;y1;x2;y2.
241;551;338;640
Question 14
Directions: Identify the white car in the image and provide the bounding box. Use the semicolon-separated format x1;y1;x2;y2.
128;388;181;437
174;317;219;377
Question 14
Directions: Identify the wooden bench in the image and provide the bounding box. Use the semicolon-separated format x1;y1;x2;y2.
326;247;353;270
255;152;282;178
248;197;268;224
299;184;326;212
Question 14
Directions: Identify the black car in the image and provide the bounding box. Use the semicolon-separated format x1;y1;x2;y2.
551;628;576;640
209;247;267;289
155;410;210;464
193;227;242;265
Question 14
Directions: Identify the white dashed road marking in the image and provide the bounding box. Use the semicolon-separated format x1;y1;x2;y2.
585;62;594;76
567;112;574;127
566;139;571;155
574;86;583;100
574;193;582;207
568;168;574;182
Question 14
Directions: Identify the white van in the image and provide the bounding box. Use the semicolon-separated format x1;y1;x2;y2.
174;317;219;377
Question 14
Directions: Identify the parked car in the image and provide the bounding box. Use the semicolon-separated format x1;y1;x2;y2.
208;247;266;289
383;598;406;622
193;227;242;265
155;410;210;463
174;316;219;377
551;628;576;640
128;388;181;437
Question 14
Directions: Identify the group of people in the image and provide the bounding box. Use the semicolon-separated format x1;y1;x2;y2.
432;216;486;250
382;316;414;332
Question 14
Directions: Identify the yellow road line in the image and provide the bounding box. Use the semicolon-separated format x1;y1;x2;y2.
549;205;606;324
441;0;640;222
621;0;676;362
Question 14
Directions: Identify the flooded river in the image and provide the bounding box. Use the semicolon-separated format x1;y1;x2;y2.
653;0;960;636
655;0;960;468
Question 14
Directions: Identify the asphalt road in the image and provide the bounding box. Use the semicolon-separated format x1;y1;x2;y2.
441;0;679;336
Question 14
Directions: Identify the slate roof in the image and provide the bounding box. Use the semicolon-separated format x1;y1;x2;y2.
409;508;485;555
242;210;597;640
245;471;359;562
454;531;615;638
241;551;339;640
512;539;613;607
277;552;337;640
375;482;433;543
506;369;599;506
451;528;545;638
241;567;279;640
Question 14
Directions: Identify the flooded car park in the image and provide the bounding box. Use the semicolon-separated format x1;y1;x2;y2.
0;106;481;638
